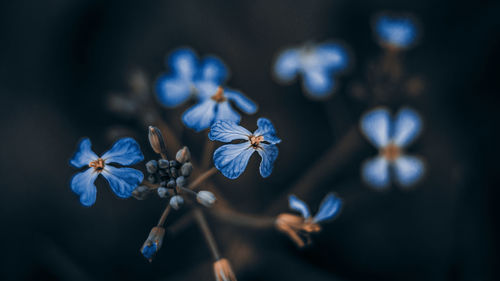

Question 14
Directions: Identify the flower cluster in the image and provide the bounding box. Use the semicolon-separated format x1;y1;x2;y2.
156;48;257;131
273;42;350;98
374;14;418;49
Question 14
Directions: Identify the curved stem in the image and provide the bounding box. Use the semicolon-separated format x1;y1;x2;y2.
193;208;221;261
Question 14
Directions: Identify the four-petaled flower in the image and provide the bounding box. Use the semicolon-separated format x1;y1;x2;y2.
273;42;349;98
276;193;342;248
374;14;417;49
156;48;257;132
360;107;425;189
209;118;281;179
69;138;144;206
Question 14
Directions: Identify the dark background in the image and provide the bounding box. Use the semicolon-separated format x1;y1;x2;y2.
0;0;499;280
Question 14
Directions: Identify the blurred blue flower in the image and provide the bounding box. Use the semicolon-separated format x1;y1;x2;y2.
209;118;281;179
374;15;417;49
273;42;349;98
360;107;425;189
289;193;342;223
69;138;144;206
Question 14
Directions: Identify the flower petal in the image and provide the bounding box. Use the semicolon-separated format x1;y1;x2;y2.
70;138;98;168
392;108;422;147
209;120;251;142
213;142;254;179
215;101;241;124
316;43;349;72
375;15;417;48
101;166;144;198
197;56;228;83
288;195;311;219
70;168;99;206
182;99;217;132
101;138;144;166
194;80;219;100
225;89;258;114
360;108;391;148
168;48;198;79
394;155;424;187
361;156;390;189
253;118;281;144
273;48;301;82
256;143;278;178
301;69;334;98
313;193;342;223
155;74;193;107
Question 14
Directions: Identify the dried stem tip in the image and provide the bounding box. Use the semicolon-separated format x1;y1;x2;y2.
140;226;165;262
213;258;237;281
275;214;321;248
148;126;167;155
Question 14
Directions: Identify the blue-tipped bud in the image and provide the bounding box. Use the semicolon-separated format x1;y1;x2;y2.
140;226;165;262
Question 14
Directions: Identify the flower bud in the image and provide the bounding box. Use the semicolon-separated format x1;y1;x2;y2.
140;226;165;262
148;126;167;155
158;159;169;169
196;190;216;207
213;258;237;281
169;195;184;210
132;185;151;200
146;160;158;174
157;187;168;198
180;162;193;177
176;146;191;163
176;176;187;188
166;179;176;189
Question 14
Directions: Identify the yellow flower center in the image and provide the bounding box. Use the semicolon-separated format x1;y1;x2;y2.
381;143;401;161
89;158;105;171
210;86;226;103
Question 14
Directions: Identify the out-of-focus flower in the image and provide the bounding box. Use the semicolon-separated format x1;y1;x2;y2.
69;138;144;206
209;118;281;179
360;107;425;188
273;42;349;98
276;193;342;248
213;258;237;281
374;14;418;49
140;226;165;262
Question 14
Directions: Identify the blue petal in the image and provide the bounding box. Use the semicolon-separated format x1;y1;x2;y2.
194;80;219;100
70;168;99;206
182;99;217;132
253;118;281;144
197;56;228;83
313;193;342;223
209;120;251;142
273;49;300;82
215;101;241;124
288;195;311;219
141;243;157;260
316;43;349;72
392;108;422;147
101;166;144;198
360;108;391;148
155;74;193;107
70;138;98;168
168;48;198;79
213;142;254;179
302;69;334;98
225;89;258;114
362;156;390;189
394;156;424;187
256;143;278;178
101;138;144;166
375;16;417;48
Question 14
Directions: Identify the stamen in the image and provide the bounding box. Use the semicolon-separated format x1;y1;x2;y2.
211;86;226;102
381;143;401;161
89;158;105;171
249;135;264;148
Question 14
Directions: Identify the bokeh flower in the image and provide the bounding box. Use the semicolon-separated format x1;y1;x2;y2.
360;107;425;189
273;42;349;98
69;138;144;206
374;14;418;49
209;118;281;179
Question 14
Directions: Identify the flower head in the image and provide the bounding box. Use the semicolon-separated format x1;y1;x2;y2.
360;107;425;189
140;226;165;262
273;42;349;98
276;193;342;248
209;118;281;179
374;14;418;49
69;138;144;206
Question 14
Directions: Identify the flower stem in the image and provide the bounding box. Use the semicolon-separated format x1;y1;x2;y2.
193;208;221;261
188;167;217;190
209;207;275;229
201;139;215;170
157;204;172;227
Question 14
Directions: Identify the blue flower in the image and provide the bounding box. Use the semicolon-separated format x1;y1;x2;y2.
273;42;349;98
69;138;144;206
289;193;342;223
360;107;425;189
209;118;281;179
182;80;258;132
374;15;417;49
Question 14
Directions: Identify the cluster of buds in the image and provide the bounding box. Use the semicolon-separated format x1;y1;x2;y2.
275;214;321;248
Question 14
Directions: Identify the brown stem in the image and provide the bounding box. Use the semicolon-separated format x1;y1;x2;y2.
157;205;172;227
188;167;217;190
167;211;195;237
209;207;275;229
201;139;215;170
193;208;221;261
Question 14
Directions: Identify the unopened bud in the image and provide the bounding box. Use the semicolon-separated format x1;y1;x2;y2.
196;191;216;207
169;195;184;210
180;162;193;177
140;226;165;262
176;176;187;188
175;146;191;163
157;187;168;198
213;258;237;281
148;126;167;155
146;160;158;174
132;185;151;200
158;159;169;169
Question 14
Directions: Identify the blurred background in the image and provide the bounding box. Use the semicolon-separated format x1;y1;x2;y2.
0;0;499;280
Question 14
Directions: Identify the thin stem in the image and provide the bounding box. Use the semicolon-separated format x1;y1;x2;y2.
179;186;197;197
193;208;221;261
209;207;275;229
188;167;217;190
157;205;172;227
201;139;215;170
167;211;194;237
